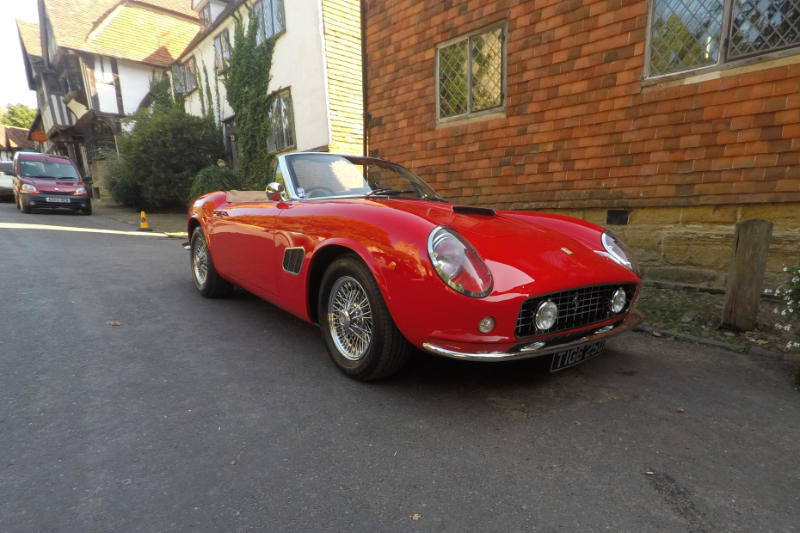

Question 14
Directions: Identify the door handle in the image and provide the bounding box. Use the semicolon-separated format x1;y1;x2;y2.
213;210;228;217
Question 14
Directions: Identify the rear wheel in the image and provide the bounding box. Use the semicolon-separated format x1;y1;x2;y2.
191;227;234;298
318;254;411;381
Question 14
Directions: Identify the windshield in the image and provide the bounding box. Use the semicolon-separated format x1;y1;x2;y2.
284;154;445;201
18;160;80;180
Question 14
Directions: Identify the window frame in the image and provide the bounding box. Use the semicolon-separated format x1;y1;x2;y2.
182;56;197;95
255;0;286;45
434;22;507;126
266;88;296;154
213;29;231;73
643;0;800;84
199;3;212;28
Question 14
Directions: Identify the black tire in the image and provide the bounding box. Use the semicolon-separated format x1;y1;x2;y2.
81;204;92;216
21;200;31;214
318;254;412;381
190;227;234;298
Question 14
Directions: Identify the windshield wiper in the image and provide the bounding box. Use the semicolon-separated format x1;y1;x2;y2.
365;188;415;199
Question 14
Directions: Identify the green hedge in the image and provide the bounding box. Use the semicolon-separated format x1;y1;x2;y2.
190;165;244;201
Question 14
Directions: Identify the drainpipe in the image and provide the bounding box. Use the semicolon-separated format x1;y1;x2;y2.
361;0;369;158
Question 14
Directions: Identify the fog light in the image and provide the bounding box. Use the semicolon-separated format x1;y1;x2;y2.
477;316;495;333
535;300;558;330
610;288;627;314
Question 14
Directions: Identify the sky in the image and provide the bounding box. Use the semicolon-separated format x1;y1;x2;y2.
0;0;40;109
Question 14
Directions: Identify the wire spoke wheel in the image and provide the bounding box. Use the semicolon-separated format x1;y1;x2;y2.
328;276;373;361
193;236;209;287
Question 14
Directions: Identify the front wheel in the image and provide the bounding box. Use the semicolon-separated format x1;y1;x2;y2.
20;200;31;214
318;254;411;381
191;227;234;298
80;204;92;216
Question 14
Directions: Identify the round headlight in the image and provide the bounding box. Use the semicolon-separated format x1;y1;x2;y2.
427;226;493;298
601;232;640;276
535;300;558;330
610;288;627;314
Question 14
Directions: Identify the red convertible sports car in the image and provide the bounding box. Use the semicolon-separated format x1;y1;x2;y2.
188;153;643;380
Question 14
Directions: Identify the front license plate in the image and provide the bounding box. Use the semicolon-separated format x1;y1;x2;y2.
550;340;606;372
46;197;71;203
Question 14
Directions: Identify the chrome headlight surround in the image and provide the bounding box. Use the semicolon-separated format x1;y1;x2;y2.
609;288;627;314
427;226;493;298
600;231;640;276
535;300;559;330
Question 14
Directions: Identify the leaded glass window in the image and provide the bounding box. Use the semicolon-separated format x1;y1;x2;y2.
256;0;286;45
267;89;295;153
437;25;505;121
648;0;800;76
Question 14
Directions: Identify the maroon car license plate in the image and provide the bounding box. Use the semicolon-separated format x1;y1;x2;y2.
550;340;606;372
46;197;71;203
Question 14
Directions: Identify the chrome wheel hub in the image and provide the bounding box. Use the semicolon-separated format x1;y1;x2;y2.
328;276;373;361
193;237;209;286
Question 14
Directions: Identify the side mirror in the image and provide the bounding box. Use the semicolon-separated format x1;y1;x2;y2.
266;182;284;201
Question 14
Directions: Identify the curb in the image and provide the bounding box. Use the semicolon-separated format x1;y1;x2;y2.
632;323;797;362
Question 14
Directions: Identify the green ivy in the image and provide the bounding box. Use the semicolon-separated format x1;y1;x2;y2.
222;5;277;190
115;75;225;210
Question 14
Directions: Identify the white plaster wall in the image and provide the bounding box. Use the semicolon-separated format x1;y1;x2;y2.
177;0;331;152
209;0;226;21
96;57;118;113
118;60;164;114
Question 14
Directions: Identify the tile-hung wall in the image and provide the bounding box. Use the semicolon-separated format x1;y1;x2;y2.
366;0;800;288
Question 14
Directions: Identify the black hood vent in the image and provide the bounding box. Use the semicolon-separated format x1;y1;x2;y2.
451;205;496;217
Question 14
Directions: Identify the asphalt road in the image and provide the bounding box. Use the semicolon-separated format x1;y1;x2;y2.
1;202;798;533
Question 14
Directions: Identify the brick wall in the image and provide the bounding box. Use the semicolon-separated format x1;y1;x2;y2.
322;0;364;155
365;0;800;211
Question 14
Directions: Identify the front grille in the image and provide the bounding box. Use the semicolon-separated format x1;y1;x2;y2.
515;283;638;339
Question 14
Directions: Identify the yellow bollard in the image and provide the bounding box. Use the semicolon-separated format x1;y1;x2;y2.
139;211;152;232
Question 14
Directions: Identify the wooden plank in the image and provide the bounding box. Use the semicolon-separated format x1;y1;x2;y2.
721;219;773;331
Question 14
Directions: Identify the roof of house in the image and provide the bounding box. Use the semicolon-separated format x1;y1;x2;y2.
43;0;202;67
1;126;36;150
16;20;43;59
177;0;244;62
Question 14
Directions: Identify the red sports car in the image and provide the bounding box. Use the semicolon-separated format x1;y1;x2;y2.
188;153;642;380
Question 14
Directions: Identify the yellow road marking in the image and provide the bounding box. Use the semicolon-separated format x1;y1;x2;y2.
0;222;168;237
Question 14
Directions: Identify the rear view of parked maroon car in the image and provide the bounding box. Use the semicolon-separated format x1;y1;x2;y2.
12;152;91;215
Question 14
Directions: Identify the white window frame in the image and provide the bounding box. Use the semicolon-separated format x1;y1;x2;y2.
434;22;507;125
644;0;800;84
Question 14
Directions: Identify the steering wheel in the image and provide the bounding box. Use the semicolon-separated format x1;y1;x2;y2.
306;188;335;199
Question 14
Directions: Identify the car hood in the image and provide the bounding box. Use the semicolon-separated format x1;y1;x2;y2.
380;199;638;296
20;177;83;193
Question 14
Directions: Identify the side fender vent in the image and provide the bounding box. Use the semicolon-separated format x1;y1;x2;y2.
282;247;305;275
452;205;496;216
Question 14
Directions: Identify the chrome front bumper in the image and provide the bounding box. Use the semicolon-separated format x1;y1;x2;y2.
422;309;643;362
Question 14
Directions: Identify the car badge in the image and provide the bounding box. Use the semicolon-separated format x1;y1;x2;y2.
561;247;573;255
55;187;59;191
572;295;581;310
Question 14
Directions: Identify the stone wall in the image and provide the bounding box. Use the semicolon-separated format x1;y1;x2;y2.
541;203;800;289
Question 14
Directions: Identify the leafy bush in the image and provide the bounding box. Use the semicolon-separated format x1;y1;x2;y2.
189;165;243;201
92;149;142;206
116;76;225;210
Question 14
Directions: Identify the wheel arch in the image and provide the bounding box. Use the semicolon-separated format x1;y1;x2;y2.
306;241;387;325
